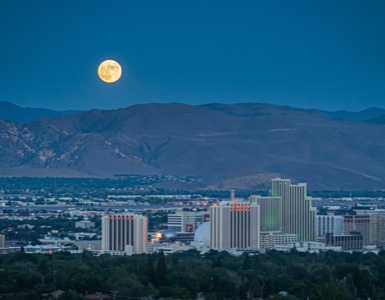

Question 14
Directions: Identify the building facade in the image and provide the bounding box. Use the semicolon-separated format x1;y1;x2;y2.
249;195;282;232
271;178;290;231
271;178;316;242
75;221;95;229
210;201;260;250
167;211;206;232
343;215;371;246
317;214;343;237
369;214;385;246
102;213;147;254
351;210;385;246
326;232;363;251
259;231;298;249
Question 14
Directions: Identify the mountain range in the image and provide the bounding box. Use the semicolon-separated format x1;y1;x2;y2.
0;101;385;190
0;101;81;122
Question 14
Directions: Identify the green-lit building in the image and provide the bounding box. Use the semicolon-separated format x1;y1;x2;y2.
249;195;282;232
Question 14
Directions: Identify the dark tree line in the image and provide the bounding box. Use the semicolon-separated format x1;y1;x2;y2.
1;249;385;299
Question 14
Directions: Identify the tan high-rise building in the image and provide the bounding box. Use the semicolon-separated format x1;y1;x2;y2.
350;209;385;246
102;213;147;254
288;183;317;241
271;178;316;242
370;214;385;246
210;201;260;250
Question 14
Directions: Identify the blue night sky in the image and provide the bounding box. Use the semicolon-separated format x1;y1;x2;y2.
1;0;384;111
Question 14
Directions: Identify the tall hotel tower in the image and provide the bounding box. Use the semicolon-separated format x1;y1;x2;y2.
271;178;290;230
271;178;316;242
102;213;147;254
249;195;282;232
210;202;260;250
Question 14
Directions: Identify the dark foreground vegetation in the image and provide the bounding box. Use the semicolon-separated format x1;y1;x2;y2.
1;249;385;300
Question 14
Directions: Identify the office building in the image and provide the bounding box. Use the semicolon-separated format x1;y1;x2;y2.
102;213;147;254
210;201;260;250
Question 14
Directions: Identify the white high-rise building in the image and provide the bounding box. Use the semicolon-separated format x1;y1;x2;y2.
102;213;147;254
317;214;343;237
210;201;260;250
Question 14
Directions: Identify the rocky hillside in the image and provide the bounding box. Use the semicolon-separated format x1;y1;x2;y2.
0;102;385;190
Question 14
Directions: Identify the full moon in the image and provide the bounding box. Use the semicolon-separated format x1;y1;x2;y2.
98;60;122;83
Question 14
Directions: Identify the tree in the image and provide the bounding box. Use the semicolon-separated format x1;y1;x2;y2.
156;250;168;286
146;253;155;284
38;258;49;285
242;253;251;270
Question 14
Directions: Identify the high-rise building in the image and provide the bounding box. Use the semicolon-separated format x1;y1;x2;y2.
370;214;385;246
288;183;317;242
249;195;282;232
102;213;147;254
271;178;291;234
271;178;316;242
271;178;290;198
210;201;260;250
317;214;343;237
167;211;206;232
350;209;385;246
343;215;371;246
